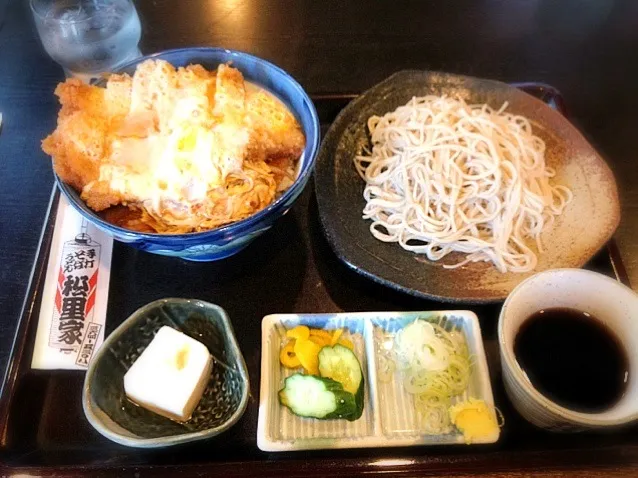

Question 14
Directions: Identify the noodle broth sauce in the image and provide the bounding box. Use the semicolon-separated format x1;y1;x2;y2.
513;307;629;413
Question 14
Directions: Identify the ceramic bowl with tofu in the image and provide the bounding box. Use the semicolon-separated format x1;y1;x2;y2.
82;298;249;448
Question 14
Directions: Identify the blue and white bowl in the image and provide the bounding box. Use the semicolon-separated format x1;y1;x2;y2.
55;47;320;261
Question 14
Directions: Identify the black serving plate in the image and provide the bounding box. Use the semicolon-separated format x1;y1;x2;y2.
0;87;634;477
314;72;620;303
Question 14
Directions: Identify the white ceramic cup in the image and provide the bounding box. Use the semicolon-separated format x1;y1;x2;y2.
498;268;638;431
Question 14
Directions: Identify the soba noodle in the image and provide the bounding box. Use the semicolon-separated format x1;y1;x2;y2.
353;96;572;273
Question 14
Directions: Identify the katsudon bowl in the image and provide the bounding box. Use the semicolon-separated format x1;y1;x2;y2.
54;47;320;261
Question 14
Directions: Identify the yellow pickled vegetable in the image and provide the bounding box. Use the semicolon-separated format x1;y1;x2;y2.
280;342;301;369
286;325;310;341
309;329;333;342
330;328;344;345
337;337;355;351
308;335;331;347
281;326;355;374
294;338;322;375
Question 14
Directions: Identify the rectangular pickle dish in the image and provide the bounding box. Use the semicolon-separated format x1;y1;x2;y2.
257;311;499;452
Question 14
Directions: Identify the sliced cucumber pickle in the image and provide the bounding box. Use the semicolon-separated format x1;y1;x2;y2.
318;343;365;420
278;373;357;420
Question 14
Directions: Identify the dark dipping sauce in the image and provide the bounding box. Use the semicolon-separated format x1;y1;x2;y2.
514;307;629;413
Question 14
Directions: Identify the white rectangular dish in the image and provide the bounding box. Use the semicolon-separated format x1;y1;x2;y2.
257;311;499;452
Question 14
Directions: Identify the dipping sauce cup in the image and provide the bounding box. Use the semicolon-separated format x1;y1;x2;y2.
498;268;638;431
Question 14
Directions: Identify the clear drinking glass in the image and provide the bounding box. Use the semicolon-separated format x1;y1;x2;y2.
31;0;142;77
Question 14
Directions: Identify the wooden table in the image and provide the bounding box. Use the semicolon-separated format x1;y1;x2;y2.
1;0;638;476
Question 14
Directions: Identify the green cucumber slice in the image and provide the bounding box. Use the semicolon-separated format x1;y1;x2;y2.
278;373;357;420
318;344;365;420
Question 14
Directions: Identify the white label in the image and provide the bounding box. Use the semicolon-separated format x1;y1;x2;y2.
31;194;113;370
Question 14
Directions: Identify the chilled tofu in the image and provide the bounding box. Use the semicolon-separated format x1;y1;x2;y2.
123;326;213;422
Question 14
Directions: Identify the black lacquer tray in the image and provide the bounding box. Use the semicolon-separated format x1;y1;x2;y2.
0;85;635;477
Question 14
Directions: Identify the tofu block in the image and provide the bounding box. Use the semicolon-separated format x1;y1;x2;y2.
124;326;213;422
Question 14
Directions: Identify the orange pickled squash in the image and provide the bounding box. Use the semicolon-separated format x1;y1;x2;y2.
309;329;333;342
293;338;321;375
286;325;310;341
330;328;344;345
337;337;355;351
307;329;332;346
308;336;331;346
279;341;300;368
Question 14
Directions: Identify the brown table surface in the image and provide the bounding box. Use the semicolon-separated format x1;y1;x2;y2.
1;0;638;476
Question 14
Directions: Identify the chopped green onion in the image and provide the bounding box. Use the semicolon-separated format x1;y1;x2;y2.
380;317;472;434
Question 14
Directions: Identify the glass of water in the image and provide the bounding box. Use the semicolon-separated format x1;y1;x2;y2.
31;0;142;77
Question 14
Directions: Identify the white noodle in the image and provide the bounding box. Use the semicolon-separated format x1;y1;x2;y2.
354;96;573;273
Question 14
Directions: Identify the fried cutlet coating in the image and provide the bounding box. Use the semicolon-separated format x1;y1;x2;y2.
42;79;109;194
42;76;135;210
245;89;305;163
42;60;305;223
